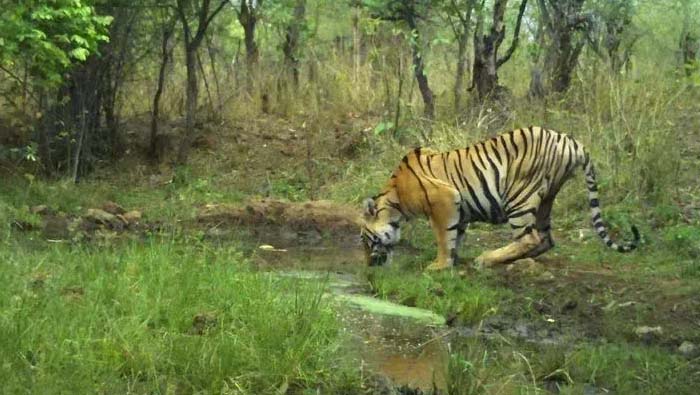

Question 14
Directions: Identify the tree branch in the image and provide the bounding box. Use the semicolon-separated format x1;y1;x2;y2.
496;0;528;68
192;0;229;48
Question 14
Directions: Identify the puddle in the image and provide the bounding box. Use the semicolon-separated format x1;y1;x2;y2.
259;244;449;392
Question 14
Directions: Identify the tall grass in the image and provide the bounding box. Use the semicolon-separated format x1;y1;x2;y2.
0;236;362;394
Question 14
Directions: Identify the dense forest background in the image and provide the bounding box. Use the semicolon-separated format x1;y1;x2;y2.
1;1;700;394
1;1;699;192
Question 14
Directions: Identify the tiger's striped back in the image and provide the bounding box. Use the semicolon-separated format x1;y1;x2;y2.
383;126;638;252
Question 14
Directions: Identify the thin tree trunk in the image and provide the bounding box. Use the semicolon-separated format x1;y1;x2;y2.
150;17;174;160
196;49;215;115
205;33;223;115
404;12;434;119
177;47;198;164
238;0;259;91
283;0;306;88
352;3;361;82
454;31;468;112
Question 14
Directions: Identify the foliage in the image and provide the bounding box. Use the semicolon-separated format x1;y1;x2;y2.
0;0;111;88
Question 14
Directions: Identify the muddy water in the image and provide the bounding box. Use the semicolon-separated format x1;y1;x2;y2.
255;243;450;391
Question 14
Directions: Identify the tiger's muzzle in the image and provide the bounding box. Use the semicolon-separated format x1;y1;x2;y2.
365;243;392;266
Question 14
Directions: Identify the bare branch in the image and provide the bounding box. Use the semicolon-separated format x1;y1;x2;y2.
497;0;528;68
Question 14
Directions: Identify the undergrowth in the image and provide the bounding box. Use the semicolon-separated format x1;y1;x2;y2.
0;236;363;394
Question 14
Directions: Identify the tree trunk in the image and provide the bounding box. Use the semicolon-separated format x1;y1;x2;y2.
681;32;699;76
174;0;229;165
448;0;475;113
238;0;259;91
471;0;527;101
352;3;361;82
404;11;434;119
177;47;199;165
283;0;306;87
472;0;505;101
454;30;468;113
150;18;174;160
536;0;587;95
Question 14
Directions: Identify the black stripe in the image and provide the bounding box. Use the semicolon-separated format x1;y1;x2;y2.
509;130;519;158
405;162;433;213
590;198;600;208
464;180;489;220
426;155;437;178
483;147;502;194
508;207;536;218
442;153;449;179
386;200;408;218
471;158;503;223
490;140;502;165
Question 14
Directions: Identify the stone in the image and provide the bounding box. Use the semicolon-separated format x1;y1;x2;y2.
30;205;50;215
85;208;118;224
678;341;696;357
101;201;126;215
634;326;663;343
120;210;142;225
42;216;71;239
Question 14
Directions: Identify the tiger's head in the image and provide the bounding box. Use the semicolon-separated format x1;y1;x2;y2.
360;193;403;267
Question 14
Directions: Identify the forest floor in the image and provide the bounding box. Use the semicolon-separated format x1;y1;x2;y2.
2;114;700;394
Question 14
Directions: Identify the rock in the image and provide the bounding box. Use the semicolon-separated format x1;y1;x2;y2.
101;201;126;215
120;210;142;225
514;322;530;337
31;205;50;215
678;341;697;357
204;227;230;239
634;326;663;343
42;216;71;239
85;208;118;225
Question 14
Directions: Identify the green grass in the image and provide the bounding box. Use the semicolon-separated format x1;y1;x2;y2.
0;236;363;394
366;264;505;324
446;339;700;395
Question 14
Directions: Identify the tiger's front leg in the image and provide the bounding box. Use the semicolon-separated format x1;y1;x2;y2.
425;195;463;271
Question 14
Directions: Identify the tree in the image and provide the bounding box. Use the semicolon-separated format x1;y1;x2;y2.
234;0;264;91
150;7;177;161
364;0;436;119
442;0;477;112
282;0;307;88
679;0;699;76
174;0;230;165
0;0;111;175
471;0;528;101
532;0;590;96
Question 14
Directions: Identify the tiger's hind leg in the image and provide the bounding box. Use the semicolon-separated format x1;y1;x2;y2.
524;196;556;258
474;197;543;268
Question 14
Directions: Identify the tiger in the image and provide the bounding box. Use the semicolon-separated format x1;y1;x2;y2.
360;126;640;270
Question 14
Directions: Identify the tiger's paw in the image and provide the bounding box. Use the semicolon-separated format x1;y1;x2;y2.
425;261;451;272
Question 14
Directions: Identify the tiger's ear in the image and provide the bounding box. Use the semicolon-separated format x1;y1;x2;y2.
363;197;377;217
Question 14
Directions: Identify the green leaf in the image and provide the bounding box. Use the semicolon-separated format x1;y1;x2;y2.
69;47;89;61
